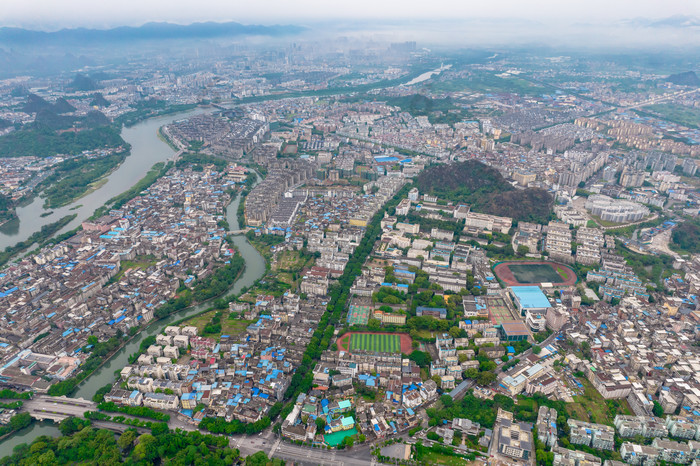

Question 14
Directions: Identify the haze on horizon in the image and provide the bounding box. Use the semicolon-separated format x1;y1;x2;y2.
2;0;699;30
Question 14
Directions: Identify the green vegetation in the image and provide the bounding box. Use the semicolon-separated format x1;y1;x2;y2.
96;401;170;421
0;413;32;438
115;100;198;127
381;94;467;125
111;255;158;282
279;185;411;417
180;308;253;339
429;70;548;96
92;384;113;403
350;333;400;352
199;408;276;435
153;253;245;320
0;125;124;158
38;152;127;208
565;377;632;425
0;422;239;465
644;103;700;129
48;335;124;396
416;160;553;223
604;215;665;237
0;214;76;269
0;389;32;400
238;62;438;104
176;152;228;171
616;240;675;289
245;451;285;466
0;400;22;409
672;219;700;253
507;263;567;284
0;194;15;223
90;162;172;219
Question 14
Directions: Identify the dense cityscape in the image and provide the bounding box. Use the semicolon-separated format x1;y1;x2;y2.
0;4;699;465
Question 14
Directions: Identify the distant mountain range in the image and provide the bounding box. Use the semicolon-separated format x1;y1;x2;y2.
620;15;700;29
0;21;306;45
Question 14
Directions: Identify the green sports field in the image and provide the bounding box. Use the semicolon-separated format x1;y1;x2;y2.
350;333;400;353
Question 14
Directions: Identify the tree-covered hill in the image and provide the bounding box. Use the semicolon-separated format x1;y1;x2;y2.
672;219;700;253
415;160;553;223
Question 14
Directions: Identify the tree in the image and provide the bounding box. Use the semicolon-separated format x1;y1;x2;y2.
117;429;137;451
532;345;542;354
516;245;529;257
476;371;496;386
315;416;326;431
464;368;479;379
441;394;454;408
652;401;664;418
131;433;157;462
246;451;284;465
367;318;381;331
409;350;431;368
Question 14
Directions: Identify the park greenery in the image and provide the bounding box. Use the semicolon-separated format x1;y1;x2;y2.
0;422;240;465
96;402;171;422
416;160;553;223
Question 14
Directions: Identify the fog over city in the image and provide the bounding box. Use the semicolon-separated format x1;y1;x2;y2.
1;0;699;49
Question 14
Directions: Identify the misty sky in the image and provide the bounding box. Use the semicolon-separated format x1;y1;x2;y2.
3;0;699;29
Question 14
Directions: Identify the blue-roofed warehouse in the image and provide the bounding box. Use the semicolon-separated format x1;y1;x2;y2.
509;286;551;316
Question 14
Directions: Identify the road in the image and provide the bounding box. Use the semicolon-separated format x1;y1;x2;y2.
229;430;376;466
623;87;700;111
23;395;95;421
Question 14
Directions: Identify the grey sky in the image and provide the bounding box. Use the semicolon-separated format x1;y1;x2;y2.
2;0;699;29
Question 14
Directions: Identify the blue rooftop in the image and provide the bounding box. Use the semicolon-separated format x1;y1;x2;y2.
511;286;551;309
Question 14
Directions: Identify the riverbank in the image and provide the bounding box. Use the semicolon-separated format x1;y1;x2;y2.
38;149;131;209
0;107;215;252
0;214;76;269
157;126;181;152
117;103;200;128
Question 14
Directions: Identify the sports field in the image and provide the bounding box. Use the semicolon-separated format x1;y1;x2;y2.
509;263;563;283
351;333;400;352
485;296;516;325
347;305;371;325
336;332;413;354
493;261;577;287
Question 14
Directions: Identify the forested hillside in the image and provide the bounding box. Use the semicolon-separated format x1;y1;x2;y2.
416;160;553;223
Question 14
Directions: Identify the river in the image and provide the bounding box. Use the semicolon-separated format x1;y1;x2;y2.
401;63;452;86
0;107;215;250
0;114;266;458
